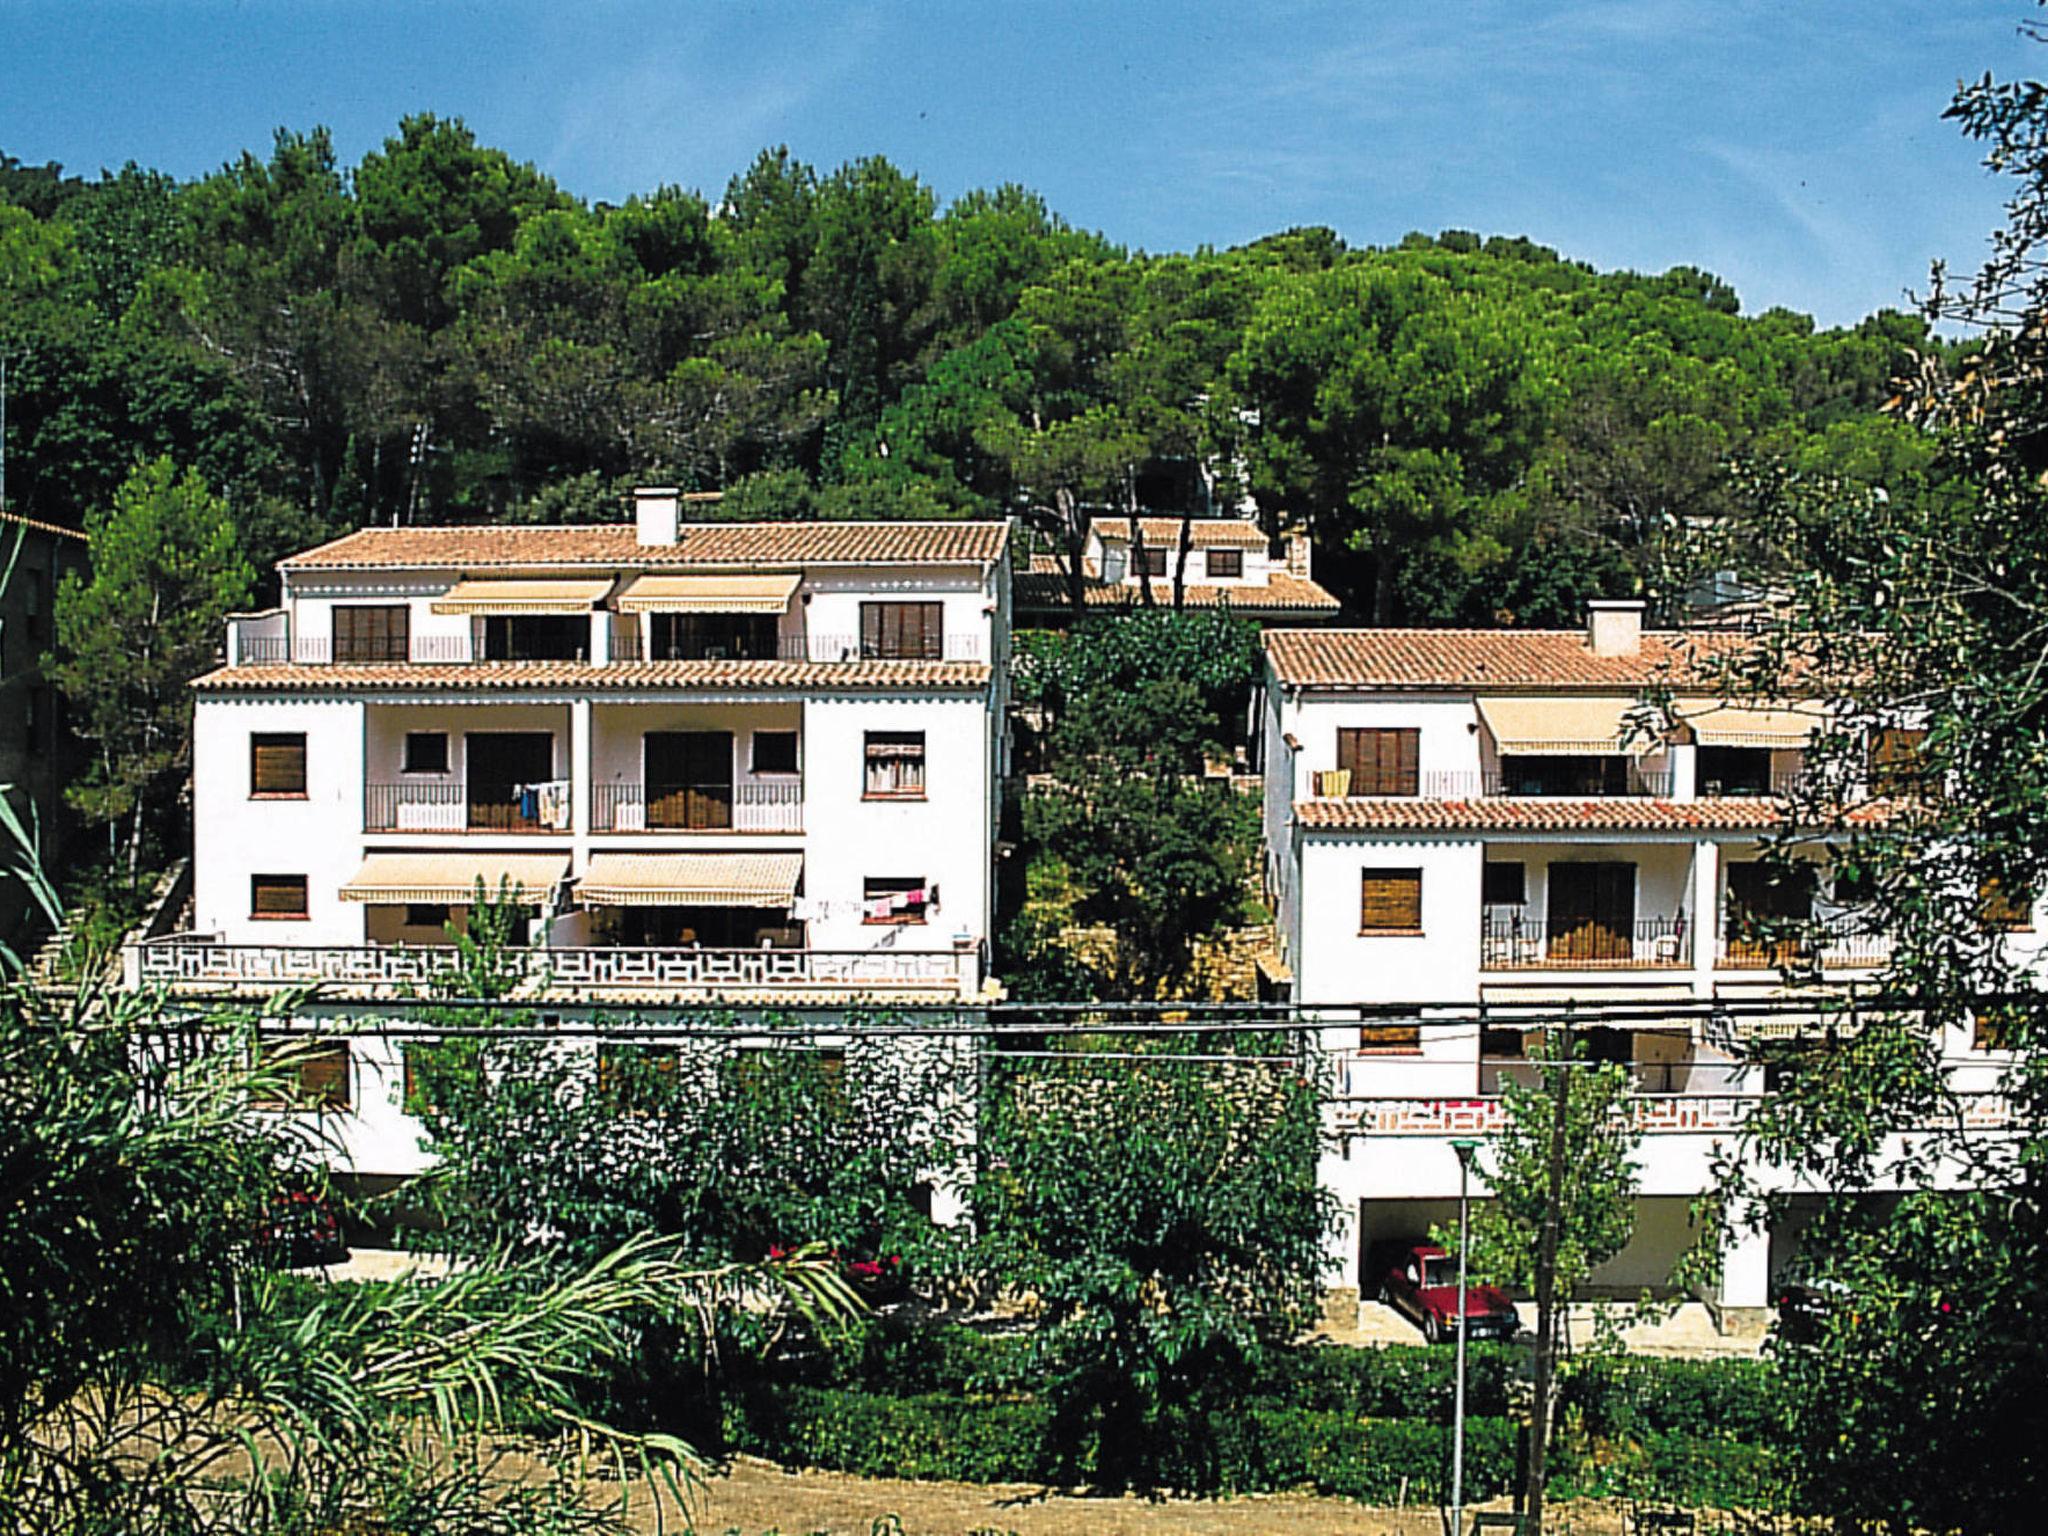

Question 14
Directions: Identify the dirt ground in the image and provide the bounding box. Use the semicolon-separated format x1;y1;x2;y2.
1327;1299;1764;1359
669;1457;1641;1536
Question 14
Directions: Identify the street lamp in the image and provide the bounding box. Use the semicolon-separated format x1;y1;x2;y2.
1450;1135;1480;1536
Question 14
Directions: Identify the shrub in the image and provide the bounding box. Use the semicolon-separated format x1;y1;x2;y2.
726;1385;1053;1484
1559;1354;1780;1443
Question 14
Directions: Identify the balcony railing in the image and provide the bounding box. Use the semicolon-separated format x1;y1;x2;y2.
128;940;977;998
1307;768;1674;800
1699;770;1805;799
237;630;985;666
1479;1058;1749;1095
594;780;803;833
365;782;568;833
1330;1091;1756;1136
1717;912;1895;971
1482;766;1673;798
1480;913;1693;969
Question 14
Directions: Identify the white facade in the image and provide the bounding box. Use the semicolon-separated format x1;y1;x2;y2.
151;500;1013;1179
1262;610;2034;1319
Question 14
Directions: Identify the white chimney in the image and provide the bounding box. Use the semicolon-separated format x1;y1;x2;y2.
1100;539;1128;585
1586;599;1645;657
1283;530;1311;579
634;486;680;547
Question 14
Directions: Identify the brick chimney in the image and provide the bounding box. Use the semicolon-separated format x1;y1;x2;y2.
634;486;680;546
1586;599;1644;657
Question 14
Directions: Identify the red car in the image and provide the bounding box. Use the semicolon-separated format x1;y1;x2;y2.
1376;1242;1520;1344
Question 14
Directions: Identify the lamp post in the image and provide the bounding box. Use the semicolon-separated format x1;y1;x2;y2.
1450;1135;1480;1536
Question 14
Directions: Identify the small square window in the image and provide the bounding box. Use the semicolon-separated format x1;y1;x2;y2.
251;874;309;919
1205;549;1243;579
864;731;926;798
254;1037;350;1111
1482;862;1526;905
864;876;934;924
1360;868;1423;933
251;733;308;797
753;730;799;774
402;732;449;774
1134;547;1168;578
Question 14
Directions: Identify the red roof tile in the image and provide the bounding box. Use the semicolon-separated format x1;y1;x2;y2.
281;521;1010;572
1015;569;1340;613
1266;628;1763;690
193;659;992;692
1090;517;1269;550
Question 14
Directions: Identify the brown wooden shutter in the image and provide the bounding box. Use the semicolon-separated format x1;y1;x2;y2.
251;733;307;795
860;602;883;658
1338;729;1419;796
1360;868;1423;931
297;1042;351;1109
251;874;308;918
1980;877;2034;932
1870;727;1928;794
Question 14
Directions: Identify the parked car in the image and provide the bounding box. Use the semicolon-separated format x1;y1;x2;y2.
254;1187;348;1269
1375;1241;1520;1344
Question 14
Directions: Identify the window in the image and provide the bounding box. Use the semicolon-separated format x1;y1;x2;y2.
864;876;934;924
1482;861;1526;905
402;903;451;930
1980;877;2035;933
753;730;799;774
864;731;926;798
1360;868;1423;933
255;1038;350;1111
250;733;307;797
1337;728;1420;796
402;731;449;774
1870;727;1932;796
1356;1006;1421;1052
1205;548;1243;579
332;605;410;663
251;874;309;920
1133;547;1168;578
860;601;944;660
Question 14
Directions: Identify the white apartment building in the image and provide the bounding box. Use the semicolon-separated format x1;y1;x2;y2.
1261;602;2034;1321
1014;517;1340;625
133;490;1011;1181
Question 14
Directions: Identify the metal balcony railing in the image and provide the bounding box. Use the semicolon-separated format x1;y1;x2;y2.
1482;766;1674;798
611;632;983;664
1698;770;1805;799
1480;912;1693;969
235;635;475;666
237;629;985;667
364;782;567;833
1717;912;1895;970
594;780;803;833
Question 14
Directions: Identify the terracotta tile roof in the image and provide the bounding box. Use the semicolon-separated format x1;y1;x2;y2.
192;659;992;692
1015;569;1340;613
1294;797;1895;833
1091;517;1269;550
281;520;1010;572
1266;627;1761;690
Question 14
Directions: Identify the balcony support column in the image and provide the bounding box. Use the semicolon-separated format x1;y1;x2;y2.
1690;840;1720;998
570;700;593;887
1669;742;1697;800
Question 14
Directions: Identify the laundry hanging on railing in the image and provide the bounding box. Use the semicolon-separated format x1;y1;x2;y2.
512;779;573;829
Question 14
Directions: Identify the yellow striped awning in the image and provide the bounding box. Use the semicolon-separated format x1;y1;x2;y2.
578;852;803;908
614;573;801;614
1679;699;1827;749
430;579;612;616
340;852;569;904
1477;696;1662;756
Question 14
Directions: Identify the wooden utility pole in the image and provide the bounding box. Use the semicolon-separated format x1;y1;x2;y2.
1524;1016;1572;1536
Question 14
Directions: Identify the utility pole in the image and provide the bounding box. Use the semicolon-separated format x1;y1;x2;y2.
1524;1011;1572;1536
1451;1136;1479;1536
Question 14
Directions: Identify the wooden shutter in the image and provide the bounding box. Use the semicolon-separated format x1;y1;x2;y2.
251;874;308;918
1870;727;1928;794
296;1042;350;1109
251;733;307;796
861;602;883;657
1980;877;2034;932
1357;1009;1422;1050
1338;729;1419;796
1360;868;1423;932
334;605;409;662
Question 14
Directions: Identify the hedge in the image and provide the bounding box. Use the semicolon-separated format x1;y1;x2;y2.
726;1385;1054;1484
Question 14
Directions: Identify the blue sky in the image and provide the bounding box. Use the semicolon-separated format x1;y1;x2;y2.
1;1;2038;327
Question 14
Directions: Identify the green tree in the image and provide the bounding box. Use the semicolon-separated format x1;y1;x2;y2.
972;1046;1334;1488
49;457;252;882
1024;677;1259;998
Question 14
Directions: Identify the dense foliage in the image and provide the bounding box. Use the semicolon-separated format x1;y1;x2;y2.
2;121;1933;625
971;1047;1333;1488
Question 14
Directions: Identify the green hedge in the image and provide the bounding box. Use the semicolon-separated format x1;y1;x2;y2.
727;1385;1054;1483
1559;1355;1780;1444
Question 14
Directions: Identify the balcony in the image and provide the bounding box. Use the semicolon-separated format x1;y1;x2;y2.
594;781;803;834
1306;767;1673;799
234;635;476;666
1329;1090;1754;1137
233;630;986;667
612;632;984;664
365;782;570;833
127;938;980;1000
1716;912;1894;971
1480;913;1693;969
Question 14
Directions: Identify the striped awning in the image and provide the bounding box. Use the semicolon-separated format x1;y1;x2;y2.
340;852;569;904
614;573;801;614
578;852;803;909
430;579;612;616
1680;699;1827;749
1477;696;1661;756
